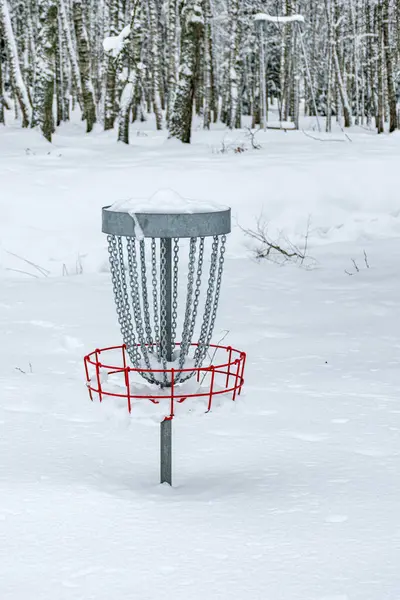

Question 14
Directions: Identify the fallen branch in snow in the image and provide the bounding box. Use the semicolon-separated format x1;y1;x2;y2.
241;216;314;268
6;268;39;279
301;129;352;143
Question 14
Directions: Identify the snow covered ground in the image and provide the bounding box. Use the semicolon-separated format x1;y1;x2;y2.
1;117;400;599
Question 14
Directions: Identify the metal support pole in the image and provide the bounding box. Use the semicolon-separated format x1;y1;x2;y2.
160;238;172;485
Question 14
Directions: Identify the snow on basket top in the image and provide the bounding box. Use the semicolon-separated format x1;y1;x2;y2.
103;189;231;239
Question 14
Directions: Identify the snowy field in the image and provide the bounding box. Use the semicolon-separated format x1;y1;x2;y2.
1;118;400;600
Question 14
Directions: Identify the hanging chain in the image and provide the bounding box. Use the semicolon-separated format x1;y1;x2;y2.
186;237;205;347
178;237;205;383
176;237;197;381
107;233;227;388
194;235;219;367
159;239;168;386
107;235;140;365
126;237;154;383
171;238;179;348
151;238;161;362
140;240;153;347
200;235;227;365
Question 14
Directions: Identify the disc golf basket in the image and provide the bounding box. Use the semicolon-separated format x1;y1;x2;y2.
84;191;246;485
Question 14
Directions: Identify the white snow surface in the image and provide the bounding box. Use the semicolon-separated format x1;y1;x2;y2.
108;189;228;214
1;112;400;599
255;13;305;24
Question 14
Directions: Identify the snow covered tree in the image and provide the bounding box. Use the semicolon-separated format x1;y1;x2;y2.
203;0;216;128
0;0;31;127
227;0;242;129
31;0;58;141
104;0;120;130
148;0;163;129
382;0;398;132
73;0;96;132
169;0;204;143
1;0;399;137
166;0;178;125
59;0;84;112
117;0;143;143
0;39;5;124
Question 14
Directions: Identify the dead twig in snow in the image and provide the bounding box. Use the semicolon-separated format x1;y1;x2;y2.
244;126;262;149
200;330;230;388
5;250;50;277
240;215;315;268
6;268;39;279
345;250;371;275
301;129;351;143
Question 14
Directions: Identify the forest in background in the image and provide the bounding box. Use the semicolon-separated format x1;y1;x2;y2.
0;0;399;144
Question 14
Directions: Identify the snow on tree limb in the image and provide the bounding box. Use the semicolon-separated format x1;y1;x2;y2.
103;25;131;57
254;13;305;24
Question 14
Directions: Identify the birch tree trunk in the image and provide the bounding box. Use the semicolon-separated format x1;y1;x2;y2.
169;0;204;144
0;51;4;124
203;0;213;129
328;0;352;127
59;0;83;110
31;0;57;141
149;0;163;129
73;0;96;132
118;0;143;144
382;0;398;132
376;2;384;133
104;0;119;130
166;0;178;125
227;0;241;129
0;0;32;127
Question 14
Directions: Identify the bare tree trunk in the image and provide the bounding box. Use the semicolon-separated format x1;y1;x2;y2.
59;0;83;111
166;0;178;125
73;0;96;132
326;0;352;127
0;46;4;124
227;0;241;129
169;0;204;144
376;2;384;133
118;0;142;144
0;0;31;127
104;0;119;130
31;0;57;141
149;0;163;129
382;0;398;132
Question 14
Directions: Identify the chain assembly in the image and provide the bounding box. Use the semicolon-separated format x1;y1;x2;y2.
106;232;227;387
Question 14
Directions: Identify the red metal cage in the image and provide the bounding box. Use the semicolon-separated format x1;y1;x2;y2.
84;343;246;420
